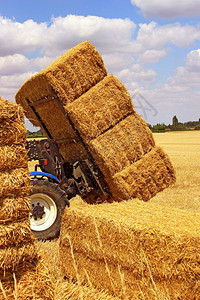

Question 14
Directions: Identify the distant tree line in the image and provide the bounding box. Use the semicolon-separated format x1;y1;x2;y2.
27;115;200;137
27;129;44;138
148;116;200;132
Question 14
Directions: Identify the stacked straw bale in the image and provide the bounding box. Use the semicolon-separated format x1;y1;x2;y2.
15;41;175;202
0;97;35;272
0;98;54;299
60;199;200;299
65;74;135;141
15;41;107;126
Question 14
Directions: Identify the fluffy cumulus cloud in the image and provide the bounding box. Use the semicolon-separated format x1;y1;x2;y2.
138;48;200;124
136;22;200;49
0;15;138;102
0;17;46;56
131;0;200;18
0;14;200;126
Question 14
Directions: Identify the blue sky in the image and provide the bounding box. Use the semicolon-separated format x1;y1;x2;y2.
0;0;200;130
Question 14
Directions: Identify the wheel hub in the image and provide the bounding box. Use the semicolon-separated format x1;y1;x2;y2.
32;203;45;220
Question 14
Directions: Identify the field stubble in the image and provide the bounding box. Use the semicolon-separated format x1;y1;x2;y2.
35;131;200;299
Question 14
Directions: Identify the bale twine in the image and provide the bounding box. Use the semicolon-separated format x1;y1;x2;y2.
60;200;200;299
0;98;54;299
15;41;107;126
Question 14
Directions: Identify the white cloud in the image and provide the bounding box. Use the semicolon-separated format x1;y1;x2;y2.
131;0;200;18
0;17;46;56
117;64;156;90
137;49;167;65
0;14;200;127
0;72;34;101
43;15;136;56
102;53;134;73
135;49;200;124
166;49;200;88
136;22;200;49
0;54;30;75
185;49;200;72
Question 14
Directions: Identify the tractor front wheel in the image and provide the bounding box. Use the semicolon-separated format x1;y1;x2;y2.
30;179;69;240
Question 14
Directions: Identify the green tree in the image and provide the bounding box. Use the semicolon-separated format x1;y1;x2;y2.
172;115;178;128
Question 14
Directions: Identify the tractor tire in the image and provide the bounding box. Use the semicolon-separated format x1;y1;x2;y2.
30;179;69;240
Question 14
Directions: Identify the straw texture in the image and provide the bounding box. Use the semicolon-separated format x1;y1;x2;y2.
0;98;54;299
109;146;176;201
0;168;30;198
0;244;36;271
0;145;28;171
65;74;135;141
57;281;119;300
0;261;55;299
60;199;200;299
15;41;107;126
0;220;34;248
0;195;30;223
88;112;155;178
0;98;26;146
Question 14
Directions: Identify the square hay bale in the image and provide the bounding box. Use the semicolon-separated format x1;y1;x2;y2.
0;243;36;272
30;97;88;162
0;195;30;223
0;145;28;171
0;168;30;199
0;97;24;122
0;260;54;299
0;220;34;248
0;98;26;146
60;200;200;299
88;112;155;179
109;146;176;201
65;74;135;141
0;119;27;146
15;41;107;126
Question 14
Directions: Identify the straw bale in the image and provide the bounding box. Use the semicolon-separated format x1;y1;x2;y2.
0;145;28;171
0;119;27;146
0;98;27;145
15;41;107;126
0;195;30;223
0;243;36;271
109;146;176;201
88;112;155;179
57;281;119;300
65;74;135;141
0;260;54;300
0;168;30;198
60;200;200;299
0;220;34;248
33;97;79;140
0;97;24;122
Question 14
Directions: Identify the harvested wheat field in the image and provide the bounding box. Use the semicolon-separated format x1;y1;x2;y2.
0;98;54;299
43;130;198;300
